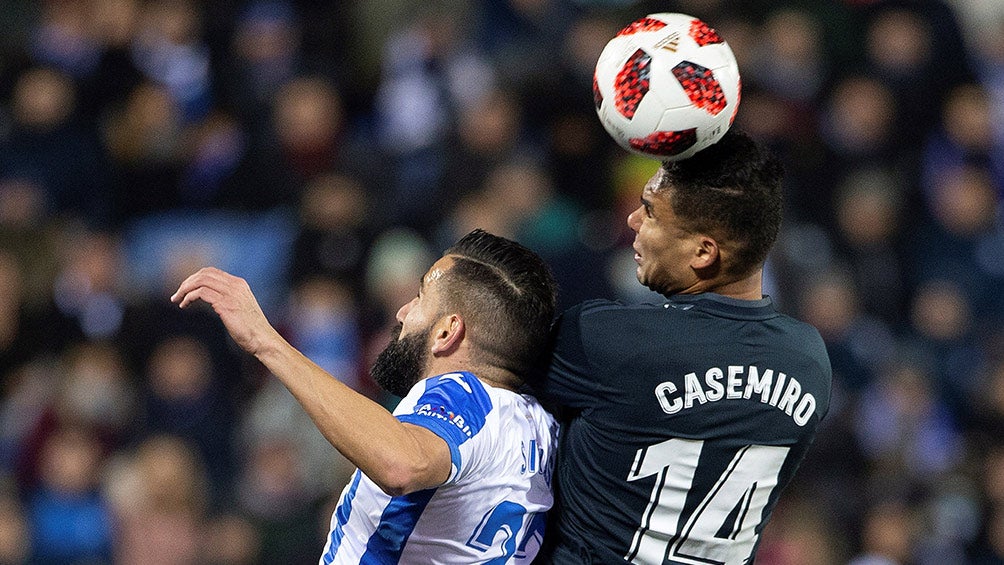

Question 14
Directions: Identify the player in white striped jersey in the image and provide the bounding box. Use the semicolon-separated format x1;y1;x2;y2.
321;370;556;563
172;230;559;564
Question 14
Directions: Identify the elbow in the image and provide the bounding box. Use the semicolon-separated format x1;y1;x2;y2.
369;462;434;497
375;482;410;498
361;426;449;496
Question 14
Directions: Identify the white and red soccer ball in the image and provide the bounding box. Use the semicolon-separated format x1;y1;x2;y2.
593;13;741;161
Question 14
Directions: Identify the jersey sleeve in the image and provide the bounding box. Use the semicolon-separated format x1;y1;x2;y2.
396;372;493;484
533;301;602;410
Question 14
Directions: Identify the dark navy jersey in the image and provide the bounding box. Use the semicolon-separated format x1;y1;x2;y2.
533;294;832;565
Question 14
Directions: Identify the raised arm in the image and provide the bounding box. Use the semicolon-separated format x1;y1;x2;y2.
171;267;450;495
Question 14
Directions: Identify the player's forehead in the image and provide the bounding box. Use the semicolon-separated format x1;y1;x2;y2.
643;167;671;195
422;256;455;290
642;167;675;207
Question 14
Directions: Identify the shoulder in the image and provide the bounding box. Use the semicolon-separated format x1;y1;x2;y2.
421;371;490;395
570;298;665;315
410;372;494;415
547;299;673;374
559;298;670;328
773;313;830;363
765;312;833;405
398;372;495;439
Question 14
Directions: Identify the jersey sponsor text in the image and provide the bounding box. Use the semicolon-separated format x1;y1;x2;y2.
415;403;473;437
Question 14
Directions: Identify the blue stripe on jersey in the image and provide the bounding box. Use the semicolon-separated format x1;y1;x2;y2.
397;372;493;472
360;487;437;563
322;470;363;564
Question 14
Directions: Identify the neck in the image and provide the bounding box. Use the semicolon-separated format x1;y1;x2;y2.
473;366;522;392
680;269;764;300
426;358;522;392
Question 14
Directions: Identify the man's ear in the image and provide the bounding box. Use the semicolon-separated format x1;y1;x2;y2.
691;235;721;274
431;314;465;356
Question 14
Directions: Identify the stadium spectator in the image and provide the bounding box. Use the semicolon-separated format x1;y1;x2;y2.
105;434;208;565
0;485;29;564
288;172;374;291
233;436;324;563
0;66;110;223
832;167;909;326
138;335;237;503
24;424;114;564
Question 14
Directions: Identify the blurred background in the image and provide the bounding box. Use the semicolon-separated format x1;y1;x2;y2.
0;0;1001;563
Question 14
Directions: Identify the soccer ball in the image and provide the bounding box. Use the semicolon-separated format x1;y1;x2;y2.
593;13;741;161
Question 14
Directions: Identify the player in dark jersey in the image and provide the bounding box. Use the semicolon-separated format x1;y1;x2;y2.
532;129;832;565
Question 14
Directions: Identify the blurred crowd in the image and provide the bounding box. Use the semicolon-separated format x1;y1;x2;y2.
0;0;1002;563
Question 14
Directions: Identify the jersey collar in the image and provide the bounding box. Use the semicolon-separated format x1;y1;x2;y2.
665;293;779;320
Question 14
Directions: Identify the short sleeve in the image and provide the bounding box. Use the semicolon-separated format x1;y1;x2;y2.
397;372;493;483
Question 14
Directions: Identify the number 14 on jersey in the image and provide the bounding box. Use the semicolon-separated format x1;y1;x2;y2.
625;438;789;565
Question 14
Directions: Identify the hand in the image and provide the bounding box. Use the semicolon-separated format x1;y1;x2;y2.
171;267;279;356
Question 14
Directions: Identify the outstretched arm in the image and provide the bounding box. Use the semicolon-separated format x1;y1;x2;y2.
171;267;450;495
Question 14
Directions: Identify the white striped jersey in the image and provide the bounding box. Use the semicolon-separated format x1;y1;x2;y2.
319;371;558;564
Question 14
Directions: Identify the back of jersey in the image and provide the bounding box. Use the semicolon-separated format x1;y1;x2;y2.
537;295;831;565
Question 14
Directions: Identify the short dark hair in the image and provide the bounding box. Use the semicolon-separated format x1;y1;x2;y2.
659;129;784;278
443;229;557;377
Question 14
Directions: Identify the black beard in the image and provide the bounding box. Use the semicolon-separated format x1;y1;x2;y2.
370;323;430;398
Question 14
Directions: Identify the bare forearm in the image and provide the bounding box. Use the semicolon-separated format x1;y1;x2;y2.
254;332;447;494
170;267;449;494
